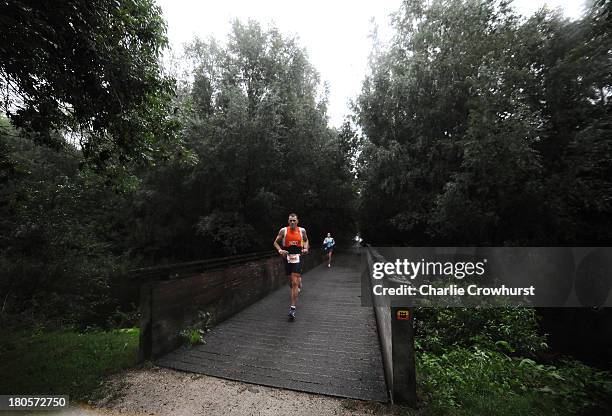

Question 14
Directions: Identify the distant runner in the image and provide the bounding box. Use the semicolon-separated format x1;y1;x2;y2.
273;213;309;320
323;232;335;267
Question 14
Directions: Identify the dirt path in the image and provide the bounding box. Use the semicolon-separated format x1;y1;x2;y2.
88;366;411;416
6;366;413;416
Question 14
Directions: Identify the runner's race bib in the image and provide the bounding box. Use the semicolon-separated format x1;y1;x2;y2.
287;254;300;264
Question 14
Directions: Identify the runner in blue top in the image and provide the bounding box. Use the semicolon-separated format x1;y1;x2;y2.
323;232;335;268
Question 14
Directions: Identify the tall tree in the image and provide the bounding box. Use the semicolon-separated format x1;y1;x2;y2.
356;0;612;244
127;20;359;259
0;0;180;165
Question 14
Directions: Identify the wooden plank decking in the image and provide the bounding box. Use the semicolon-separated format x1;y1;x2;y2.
156;251;388;402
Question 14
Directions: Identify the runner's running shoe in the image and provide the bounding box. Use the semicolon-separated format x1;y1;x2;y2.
288;306;296;320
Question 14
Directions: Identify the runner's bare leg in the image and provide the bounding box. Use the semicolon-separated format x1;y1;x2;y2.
291;273;300;305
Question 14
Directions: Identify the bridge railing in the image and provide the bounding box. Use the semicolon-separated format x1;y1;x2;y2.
128;251;278;282
113;251;278;310
363;245;417;406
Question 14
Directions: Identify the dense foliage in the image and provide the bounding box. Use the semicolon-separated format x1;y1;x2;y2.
0;0;181;166
0;1;610;413
0;12;358;324
0;119;132;326
356;0;611;245
355;1;612;414
125;20;359;261
1;0;181;325
417;346;612;415
415;307;612;415
414;307;611;415
415;307;547;356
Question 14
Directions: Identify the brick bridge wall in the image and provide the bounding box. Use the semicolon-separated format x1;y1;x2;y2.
139;253;322;360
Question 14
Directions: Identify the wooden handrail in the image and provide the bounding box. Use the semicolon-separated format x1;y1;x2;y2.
129;250;278;282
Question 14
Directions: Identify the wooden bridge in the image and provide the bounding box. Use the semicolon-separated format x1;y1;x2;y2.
128;248;416;404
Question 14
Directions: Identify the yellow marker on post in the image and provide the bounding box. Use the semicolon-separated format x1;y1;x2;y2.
396;310;410;320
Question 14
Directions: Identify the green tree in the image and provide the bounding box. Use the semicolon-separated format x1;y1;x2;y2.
126;20;359;259
356;0;612;244
0;119;129;325
0;0;180;166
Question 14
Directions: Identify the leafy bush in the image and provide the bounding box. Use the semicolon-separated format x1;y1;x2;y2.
415;307;547;356
418;347;612;416
415;305;612;415
0;123;135;329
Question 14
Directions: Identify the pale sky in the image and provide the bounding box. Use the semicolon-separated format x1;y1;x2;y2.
156;0;586;128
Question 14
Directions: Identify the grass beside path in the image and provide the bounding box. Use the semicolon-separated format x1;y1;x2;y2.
0;328;139;400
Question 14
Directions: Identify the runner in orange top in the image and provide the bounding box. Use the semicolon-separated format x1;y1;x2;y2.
273;213;309;320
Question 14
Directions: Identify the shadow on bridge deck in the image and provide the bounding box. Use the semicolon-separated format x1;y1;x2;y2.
156;251;388;402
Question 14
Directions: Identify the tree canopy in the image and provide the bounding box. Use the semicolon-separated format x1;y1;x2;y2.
0;0;179;165
356;0;612;244
127;20;359;260
0;18;360;325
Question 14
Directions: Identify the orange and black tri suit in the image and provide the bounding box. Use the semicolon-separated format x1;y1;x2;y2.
282;226;303;275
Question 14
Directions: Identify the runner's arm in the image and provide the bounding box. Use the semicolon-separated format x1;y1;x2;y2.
301;228;309;253
274;228;287;256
